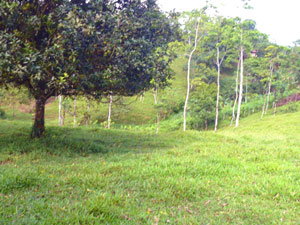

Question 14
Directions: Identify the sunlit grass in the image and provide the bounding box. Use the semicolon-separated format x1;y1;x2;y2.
1;107;300;224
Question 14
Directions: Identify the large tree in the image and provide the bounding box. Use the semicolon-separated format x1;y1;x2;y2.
0;0;180;137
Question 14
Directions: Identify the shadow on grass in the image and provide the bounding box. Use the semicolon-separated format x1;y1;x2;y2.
0;121;198;157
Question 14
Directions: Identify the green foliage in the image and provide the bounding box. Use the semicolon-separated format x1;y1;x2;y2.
0;0;181;137
0;108;5;119
189;80;217;129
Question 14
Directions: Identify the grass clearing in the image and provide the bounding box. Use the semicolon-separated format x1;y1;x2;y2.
1;109;300;224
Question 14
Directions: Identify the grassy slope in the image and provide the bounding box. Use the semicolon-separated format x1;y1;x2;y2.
1;107;300;224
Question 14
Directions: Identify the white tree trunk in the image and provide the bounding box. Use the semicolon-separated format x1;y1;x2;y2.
153;86;158;105
214;48;221;132
107;94;113;129
265;62;274;114
235;46;244;128
230;59;240;126
73;96;77;127
59;95;62;126
184;21;200;132
214;46;227;132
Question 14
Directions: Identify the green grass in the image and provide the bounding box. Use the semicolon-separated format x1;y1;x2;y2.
1;106;300;224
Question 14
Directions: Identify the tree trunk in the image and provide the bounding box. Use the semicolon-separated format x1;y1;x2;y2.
214;48;221;132
140;91;145;102
230;59;240;126
235;45;244;128
59;95;62;126
107;94;113;129
184;21;200;132
205;120;208;130
73;96;77;127
31;97;46;138
153;86;158;105
265;62;274;114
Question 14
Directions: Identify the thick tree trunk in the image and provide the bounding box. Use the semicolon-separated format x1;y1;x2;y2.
107;94;113;129
184;21;200;132
31;97;46;138
235;46;244;128
59;95;62;126
230;59;240;126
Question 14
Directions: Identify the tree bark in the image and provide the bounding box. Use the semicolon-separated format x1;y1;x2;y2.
59;95;62;126
235;45;244;128
31;97;46;138
184;21;200;132
230;58;240;126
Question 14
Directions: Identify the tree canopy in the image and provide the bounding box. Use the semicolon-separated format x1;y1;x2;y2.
0;0;180;137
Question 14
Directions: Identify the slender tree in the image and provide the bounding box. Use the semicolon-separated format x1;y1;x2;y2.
107;95;113;129
182;9;208;131
230;59;240;126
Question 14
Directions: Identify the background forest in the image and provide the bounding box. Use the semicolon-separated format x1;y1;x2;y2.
2;7;299;133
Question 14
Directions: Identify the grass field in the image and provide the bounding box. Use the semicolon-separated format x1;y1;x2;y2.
1;105;300;224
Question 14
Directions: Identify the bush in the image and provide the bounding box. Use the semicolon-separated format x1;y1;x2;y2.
277;103;300;114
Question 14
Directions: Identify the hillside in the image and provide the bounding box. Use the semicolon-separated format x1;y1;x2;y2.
1;105;300;224
43;56;188;127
